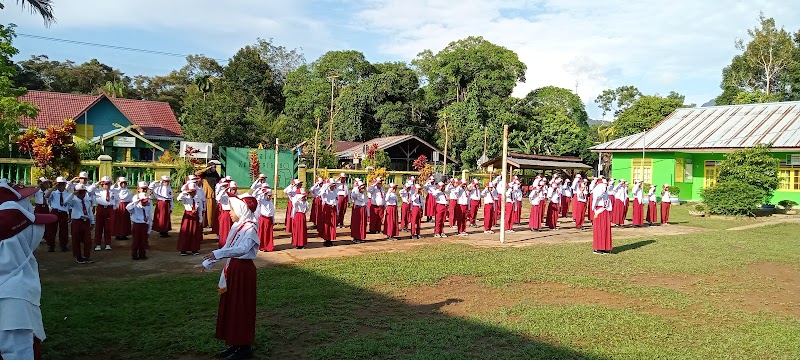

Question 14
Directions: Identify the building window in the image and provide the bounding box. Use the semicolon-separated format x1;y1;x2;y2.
704;160;719;188
778;168;800;191
675;159;684;182
74;124;94;141
631;158;652;184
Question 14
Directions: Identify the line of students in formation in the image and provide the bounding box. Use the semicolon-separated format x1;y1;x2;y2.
28;169;676;264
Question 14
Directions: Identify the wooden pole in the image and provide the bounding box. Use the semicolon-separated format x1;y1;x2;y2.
327;75;338;146
483;126;488;157
274;138;280;189
443;117;448;177
314;116;321;179
500;124;509;244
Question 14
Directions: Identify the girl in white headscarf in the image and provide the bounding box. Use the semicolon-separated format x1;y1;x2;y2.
201;194;258;359
591;179;613;254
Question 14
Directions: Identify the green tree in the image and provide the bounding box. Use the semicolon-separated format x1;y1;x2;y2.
179;86;258;149
255;37;306;85
594;85;642;118
100;80;125;98
611;95;685;138
0;24;38;155
223;45;283;111
716;144;779;199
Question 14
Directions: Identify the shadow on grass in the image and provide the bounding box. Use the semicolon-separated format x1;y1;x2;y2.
41;264;609;360
611;239;656;254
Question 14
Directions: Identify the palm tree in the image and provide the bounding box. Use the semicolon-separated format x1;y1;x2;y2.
7;0;56;26
194;74;213;100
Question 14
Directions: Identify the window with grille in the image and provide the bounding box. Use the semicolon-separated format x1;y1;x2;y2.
631;158;652;184
778;168;800;191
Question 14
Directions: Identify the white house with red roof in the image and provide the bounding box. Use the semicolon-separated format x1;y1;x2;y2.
18;90;184;161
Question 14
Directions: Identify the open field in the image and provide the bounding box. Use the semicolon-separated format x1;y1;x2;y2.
37;205;800;359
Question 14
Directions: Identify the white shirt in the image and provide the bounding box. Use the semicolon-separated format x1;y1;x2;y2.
47;189;70;212
0;207;46;341
65;194;96;224
149;181;173;201
562;184;573;198
547;186;562;203
321;186;338;206
126;199;153;233
446;184;458;200
336;182;349;196
216;190;233;211
512;187;523;202
662;190;672;203
291;196;309;216
468;186;481;201
411;192;424;207
505;189;516;204
577;185;588;202
614;185;628;202
648;187;657;202
386;191;398;206
423;182;436;195
250;179;267;191
529;188;544;206
94;187;119;207
255;192;275;218
213;222;259;260
33;188;48;206
432;189;448;205
481;188;498;204
283;184;297;199
632;184;643;202
310;183;322;197
177;191;205;213
456;187;470;206
399;188;413;204
113;185;133;204
350;190;367;207
368;185;386;206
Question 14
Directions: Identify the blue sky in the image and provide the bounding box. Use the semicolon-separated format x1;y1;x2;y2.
5;0;800;119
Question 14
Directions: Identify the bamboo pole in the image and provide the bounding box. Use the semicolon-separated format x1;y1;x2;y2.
274;138;280;189
443;117;448;177
500;124;509;244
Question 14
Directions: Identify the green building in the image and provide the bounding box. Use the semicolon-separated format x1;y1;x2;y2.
19;90;184;161
591;101;800;204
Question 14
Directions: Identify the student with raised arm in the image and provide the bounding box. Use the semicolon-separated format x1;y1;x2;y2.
112;177;133;240
177;182;204;256
126;192;153;260
349;179;368;243
254;184;275;252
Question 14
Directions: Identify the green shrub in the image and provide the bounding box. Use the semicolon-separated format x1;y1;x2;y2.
716;144;778;200
668;185;680;196
701;181;763;216
694;204;706;212
778;200;798;210
75;141;102;160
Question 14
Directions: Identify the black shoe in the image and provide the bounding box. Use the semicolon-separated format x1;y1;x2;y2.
214;346;239;358
84;258;94;263
193;252;200;255
76;257;87;264
296;246;304;249
160;232;170;238
323;240;333;247
226;345;253;360
180;252;188;256
132;256;140;260
140;255;148;260
47;246;55;252
61;246;69;252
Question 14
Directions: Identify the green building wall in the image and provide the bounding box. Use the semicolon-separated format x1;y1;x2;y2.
610;151;800;204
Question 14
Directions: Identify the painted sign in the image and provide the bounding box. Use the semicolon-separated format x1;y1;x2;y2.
180;141;213;159
113;136;136;148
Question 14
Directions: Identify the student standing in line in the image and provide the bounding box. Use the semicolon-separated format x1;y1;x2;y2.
216;181;238;248
290;189;309;249
46;177;71;252
349;180;368;243
431;182;449;238
631;180;645;227
127;192;153;260
65;184;95;264
383;183;400;240
112;177;133;240
661;184;672;225
646;185;657;225
592;178;613;255
319;180;339;247
367;178;387;234
399;182;412;232
93;176;118;251
149;176;173;238
575;179;589;230
335;173;349;228
409;184;424;239
481;182;498;234
455;180;470;236
177;183;204;256
528;181;545;232
255;185;275;252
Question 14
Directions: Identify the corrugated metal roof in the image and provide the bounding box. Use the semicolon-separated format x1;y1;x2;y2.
336;135;458;163
481;155;590;169
591;101;800;151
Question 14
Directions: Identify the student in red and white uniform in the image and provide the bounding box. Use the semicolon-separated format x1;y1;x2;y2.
587;177;597;223
607;179;616;206
431;182;448;238
349;179;368;243
249;174;268;192
661;184;672;224
455;180;470;236
112;177;133;240
367;178;386;234
575;179;589;230
646;185;657;225
319;179;339;247
126;192;153;260
545;182;561;230
592;178;613;254
446;179;457;227
612;179;628;227
399;182;413;232
309;177;323;227
571;174;582;218
216;181;238;248
529;181;545;232
561;180;572;218
631;181;645;227
93;176;118;251
177;182;204;256
504;183;517;233
201;194;260;360
68;171;96;206
149;176;173;238
410;184;424;239
33;177;50;243
383;183;399;240
283;179;301;231
290;188;309;249
423;177;436;222
481;182;498;234
467;179;481;227
212;176;232;235
254;185;275;252
335;173;349;228
65;184;95;264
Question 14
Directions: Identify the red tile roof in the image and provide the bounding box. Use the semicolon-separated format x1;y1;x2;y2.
18;90;183;138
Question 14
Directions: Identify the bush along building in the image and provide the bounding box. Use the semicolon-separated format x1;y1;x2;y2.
18;91;184;162
591;101;800;204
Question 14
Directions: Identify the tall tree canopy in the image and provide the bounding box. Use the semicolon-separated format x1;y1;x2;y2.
0;24;38;155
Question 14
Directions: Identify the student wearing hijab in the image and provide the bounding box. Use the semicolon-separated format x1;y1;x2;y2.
592;179;613;254
661;184;672;225
431;182;449;237
255;185;275;252
93;176;118;251
646;185;657;225
319;180;339;247
349;180;368;243
201;194;259;360
177;182;205;256
149;176;174;238
528;181;545;232
290;189;309;249
112;177;133;240
481;182;498;234
631;181;645;227
409;184;424;239
383;183;399;240
216;181;239;248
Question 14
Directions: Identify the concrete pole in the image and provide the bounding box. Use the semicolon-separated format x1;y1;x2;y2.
500;124;509;244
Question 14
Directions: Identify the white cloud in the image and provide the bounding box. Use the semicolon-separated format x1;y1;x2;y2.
351;0;800;117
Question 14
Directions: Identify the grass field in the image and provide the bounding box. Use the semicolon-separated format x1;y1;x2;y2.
39;203;800;359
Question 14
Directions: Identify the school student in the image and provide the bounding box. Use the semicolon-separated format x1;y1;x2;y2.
349;180;368;243
112;177;133;240
126;193;153;260
410;184;424;239
290;189;309;249
93;176;118;251
177;182;204;256
255;185;275;252
65;184;95;264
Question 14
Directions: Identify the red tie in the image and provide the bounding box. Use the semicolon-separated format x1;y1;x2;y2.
60;192;64;206
106;190;110;202
81;200;88;216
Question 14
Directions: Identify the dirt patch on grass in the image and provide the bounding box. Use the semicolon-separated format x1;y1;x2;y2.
631;262;800;317
394;275;679;319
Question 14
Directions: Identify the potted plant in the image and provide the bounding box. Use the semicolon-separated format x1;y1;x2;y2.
689;204;706;217
668;186;681;204
778;200;798;215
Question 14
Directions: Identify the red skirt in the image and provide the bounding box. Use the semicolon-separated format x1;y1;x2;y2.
483;203;494;231
369;205;385;233
434;203;447;234
336;195;348;225
592;207;612;251
469;199;480;224
646;201;657;223
285;201;293;231
574;201;586;228
177;211;202;253
632;199;644;226
152;200;172;233
291;211;308;247
612;199;626;225
504;202;515;229
400;203;411;229
112;202;132;237
546;201;559;229
425;194;435;216
661;202;671;224
529;204;542;230
258;215;274;251
560;195;570;217
310;197;319;225
213;203;222;235
410;205;422;235
218;209;232;248
587;195;594;221
448;199;457;226
514;200;522;223
320;204;337;241
383;205;398;236
351;205;367;240
216;258;256;346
